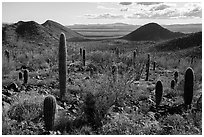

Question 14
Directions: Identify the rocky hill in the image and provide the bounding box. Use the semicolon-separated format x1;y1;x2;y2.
2;20;87;48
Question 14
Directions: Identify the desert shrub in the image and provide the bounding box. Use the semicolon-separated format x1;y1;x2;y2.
101;113;136;135
86;50;115;72
159;113;202;135
3;92;45;135
2;118;44;135
100;113;161;135
159;114;186;134
80;75;116;129
2;54;16;75
71;125;95;135
7;93;44;122
192;60;202;83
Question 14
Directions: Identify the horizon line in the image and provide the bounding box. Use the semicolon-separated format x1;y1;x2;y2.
2;20;202;26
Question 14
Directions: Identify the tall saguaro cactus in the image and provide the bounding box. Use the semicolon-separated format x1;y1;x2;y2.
23;69;29;84
171;79;175;89
133;50;136;66
155;80;163;108
80;48;82;57
153;61;156;71
19;71;23;81
184;67;194;106
82;49;86;66
59;33;67;100
145;54;150;81
43;95;57;131
4;50;10;63
174;71;179;84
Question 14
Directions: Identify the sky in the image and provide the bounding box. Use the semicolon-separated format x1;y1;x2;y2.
2;1;202;25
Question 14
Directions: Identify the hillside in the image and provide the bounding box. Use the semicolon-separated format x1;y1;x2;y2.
42;20;86;41
2;20;87;47
122;23;185;41
153;32;202;52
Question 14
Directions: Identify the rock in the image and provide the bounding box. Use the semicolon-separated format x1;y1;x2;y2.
2;94;12;104
7;82;19;92
2;89;12;97
56;104;64;111
83;76;90;80
36;75;41;79
38;90;48;95
147;111;155;120
134;81;140;85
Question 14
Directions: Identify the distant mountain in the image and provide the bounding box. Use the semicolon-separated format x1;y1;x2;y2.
68;23;138;30
153;32;202;51
122;23;185;41
2;20;87;47
68;23;201;34
164;24;202;33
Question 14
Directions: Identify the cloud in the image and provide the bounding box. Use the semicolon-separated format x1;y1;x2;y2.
85;13;124;19
119;2;132;6
151;4;170;11
182;3;202;18
127;2;201;19
137;2;162;5
120;8;128;12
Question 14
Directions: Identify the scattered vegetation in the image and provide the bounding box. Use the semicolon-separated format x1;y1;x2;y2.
2;20;202;135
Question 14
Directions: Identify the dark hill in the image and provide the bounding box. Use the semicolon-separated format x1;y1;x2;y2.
2;21;56;46
2;20;88;47
153;32;202;52
122;23;185;41
42;20;86;41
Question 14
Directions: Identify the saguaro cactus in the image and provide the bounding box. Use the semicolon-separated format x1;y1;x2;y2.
155;80;163;108
23;69;29;84
43;95;57;131
171;79;175;89
80;48;82;57
133;50;136;66
153;61;156;71
174;71;179;84
145;54;150;81
82;49;86;66
19;71;23;80
4;50;10;62
184;67;194;106
59;33;67;100
115;48;119;57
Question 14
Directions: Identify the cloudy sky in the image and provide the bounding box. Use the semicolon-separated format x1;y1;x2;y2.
2;2;202;25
